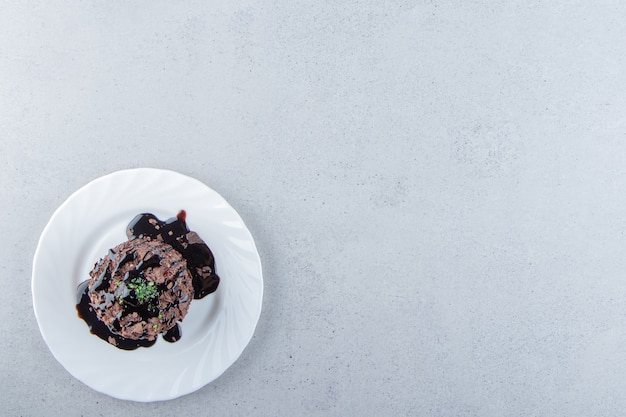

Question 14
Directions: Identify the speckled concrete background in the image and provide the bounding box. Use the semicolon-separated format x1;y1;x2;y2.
2;1;626;416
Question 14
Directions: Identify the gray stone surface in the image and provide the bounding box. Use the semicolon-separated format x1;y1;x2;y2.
2;1;626;415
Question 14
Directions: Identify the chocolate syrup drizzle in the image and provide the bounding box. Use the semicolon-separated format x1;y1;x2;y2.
76;211;220;350
126;210;220;299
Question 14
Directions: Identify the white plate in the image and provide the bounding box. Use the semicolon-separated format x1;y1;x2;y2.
32;168;263;402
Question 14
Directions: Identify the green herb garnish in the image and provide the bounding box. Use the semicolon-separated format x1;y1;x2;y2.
127;277;158;304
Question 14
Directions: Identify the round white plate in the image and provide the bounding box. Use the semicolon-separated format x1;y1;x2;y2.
32;168;263;402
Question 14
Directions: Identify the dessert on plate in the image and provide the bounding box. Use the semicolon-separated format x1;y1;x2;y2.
76;211;220;350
